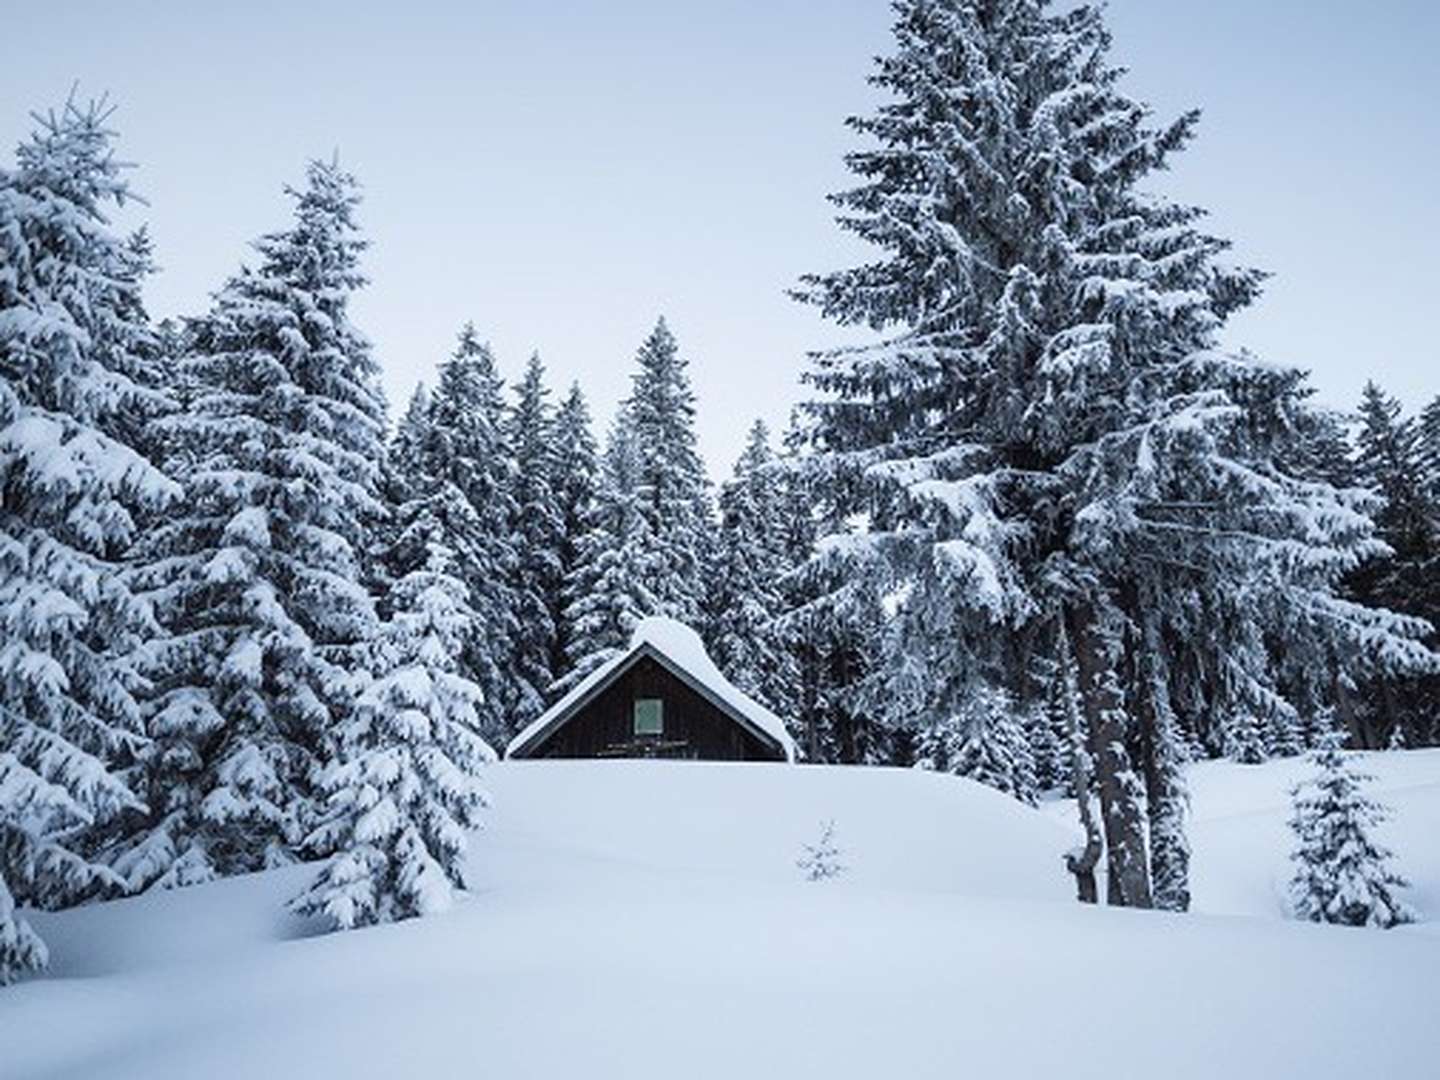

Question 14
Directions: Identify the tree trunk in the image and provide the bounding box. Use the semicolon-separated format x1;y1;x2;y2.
1135;617;1190;912
1067;601;1153;909
1057;623;1100;904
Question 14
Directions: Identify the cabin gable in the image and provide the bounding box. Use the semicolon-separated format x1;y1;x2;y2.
511;648;787;761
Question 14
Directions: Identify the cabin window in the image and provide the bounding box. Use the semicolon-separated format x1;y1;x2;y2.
633;698;664;736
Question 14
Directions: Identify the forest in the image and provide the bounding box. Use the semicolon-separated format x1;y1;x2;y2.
3;0;1437;986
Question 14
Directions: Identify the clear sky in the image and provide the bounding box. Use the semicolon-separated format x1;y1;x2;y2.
3;1;1435;475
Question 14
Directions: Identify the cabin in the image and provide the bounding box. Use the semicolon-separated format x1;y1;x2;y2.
505;618;795;762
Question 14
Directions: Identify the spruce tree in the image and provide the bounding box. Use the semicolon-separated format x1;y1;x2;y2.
296;498;493;930
1288;730;1413;928
793;0;1435;905
558;408;661;689
1419;395;1440;499
915;685;1038;807
424;325;519;744
551;382;600;682
0;96;178;981
1346;383;1440;748
707;420;798;712
119;158;387;889
625;318;712;626
778;439;891;765
506;353;564;724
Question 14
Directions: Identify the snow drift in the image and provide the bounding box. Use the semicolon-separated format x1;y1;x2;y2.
5;756;1439;1080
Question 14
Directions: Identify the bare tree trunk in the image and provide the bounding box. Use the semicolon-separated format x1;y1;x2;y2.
1057;622;1100;904
1067;601;1153;909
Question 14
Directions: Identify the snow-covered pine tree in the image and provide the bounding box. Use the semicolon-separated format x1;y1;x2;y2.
1024;651;1074;793
792;0;1435;906
624;318;712;626
1223;711;1270;765
0;95;179;981
915;685;1038;806
1346;383;1440;748
1288;730;1413;928
1419;395;1440;499
1292;405;1356;491
773;413;895;765
707;420;798;713
296;496;493;930
119;158;387;890
370;383;437;623
423;325;520;744
505;353;563;725
1023;698;1066;793
387;385;433;516
557;407;661;689
551;382;600;681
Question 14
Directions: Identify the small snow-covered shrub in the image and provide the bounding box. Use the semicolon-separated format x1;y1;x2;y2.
797;820;846;882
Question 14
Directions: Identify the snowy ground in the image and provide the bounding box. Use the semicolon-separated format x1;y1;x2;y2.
5;754;1439;1079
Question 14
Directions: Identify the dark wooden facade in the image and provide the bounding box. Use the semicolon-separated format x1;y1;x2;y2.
514;652;786;761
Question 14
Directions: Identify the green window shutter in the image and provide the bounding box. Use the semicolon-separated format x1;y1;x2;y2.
633;698;664;735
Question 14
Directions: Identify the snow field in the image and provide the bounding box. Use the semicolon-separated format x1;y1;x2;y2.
6;755;1439;1079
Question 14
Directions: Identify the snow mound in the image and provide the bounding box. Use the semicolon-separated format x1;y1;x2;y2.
5;758;1439;1080
476;760;1074;900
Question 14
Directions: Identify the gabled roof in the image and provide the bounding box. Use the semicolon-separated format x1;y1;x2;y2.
505;618;797;761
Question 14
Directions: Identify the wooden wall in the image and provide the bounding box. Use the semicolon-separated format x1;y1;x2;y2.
525;654;785;761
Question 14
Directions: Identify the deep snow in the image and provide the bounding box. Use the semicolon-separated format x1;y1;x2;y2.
5;754;1439;1079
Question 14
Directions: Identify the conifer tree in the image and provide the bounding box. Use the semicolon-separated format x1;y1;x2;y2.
551;382;599;680
1024;698;1068;793
1223;711;1271;765
793;0;1435;905
375;383;436;616
1292;406;1356;490
0;96;178;981
915;685;1038;807
296;498;493;930
1347;383;1440;747
1288;730;1413;928
506;353;563;723
387;386;433;516
424;325;519;743
625;318;712;626
1357;383;1430;541
707;420;798;712
558;408;661;688
778;442;890;765
1419;395;1440;499
119;158;387;889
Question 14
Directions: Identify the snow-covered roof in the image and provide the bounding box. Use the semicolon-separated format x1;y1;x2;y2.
505;618;797;762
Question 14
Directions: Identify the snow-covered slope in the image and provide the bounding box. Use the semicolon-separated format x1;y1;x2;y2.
6;758;1439;1079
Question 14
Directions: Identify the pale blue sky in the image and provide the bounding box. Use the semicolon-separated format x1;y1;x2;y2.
3;1;1435;473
